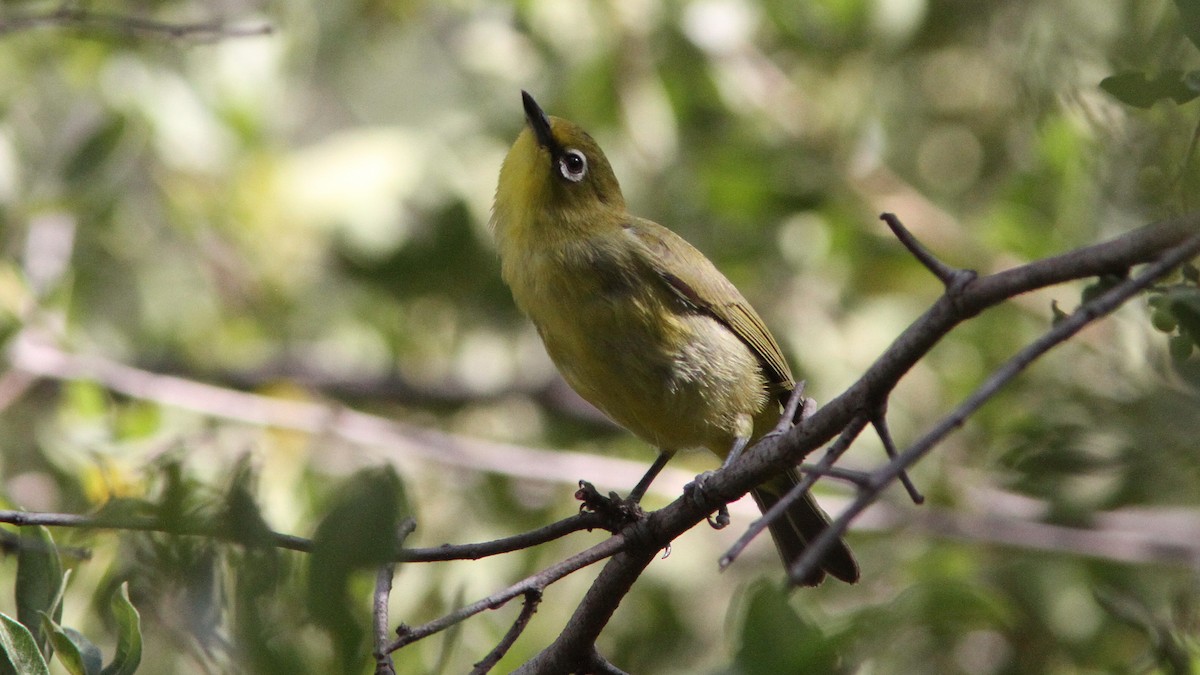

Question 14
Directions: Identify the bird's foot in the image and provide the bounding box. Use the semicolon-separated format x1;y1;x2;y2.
576;480;645;531
685;471;731;530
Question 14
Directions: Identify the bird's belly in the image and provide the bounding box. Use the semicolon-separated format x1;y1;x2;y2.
537;302;768;454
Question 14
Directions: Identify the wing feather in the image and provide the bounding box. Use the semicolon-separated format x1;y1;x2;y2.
623;219;795;398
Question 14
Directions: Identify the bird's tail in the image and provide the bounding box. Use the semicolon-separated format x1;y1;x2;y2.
750;468;859;586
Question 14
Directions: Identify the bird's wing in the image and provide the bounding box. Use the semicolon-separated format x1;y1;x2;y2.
624;218;795;395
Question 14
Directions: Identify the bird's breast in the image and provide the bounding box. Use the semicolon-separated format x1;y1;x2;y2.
505;240;769;453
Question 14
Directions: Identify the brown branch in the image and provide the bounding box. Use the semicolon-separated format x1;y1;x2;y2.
373;563;397;675
471;589;542;674
786;229;1200;584
397;512;610;562
380;534;628;656
0;507;606;564
7;335;692;501
517;213;1200;671
0;8;272;40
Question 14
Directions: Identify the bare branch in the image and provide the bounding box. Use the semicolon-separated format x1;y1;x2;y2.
786;231;1200;584
373;563;397;675
881;212;971;288
870;408;924;504
0;8;272;41
519;214;1199;668
397;512;609;562
0;507;605;564
719;414;869;570
7;335;695;501
373;519;416;675
471;589;542;674
381;535;628;656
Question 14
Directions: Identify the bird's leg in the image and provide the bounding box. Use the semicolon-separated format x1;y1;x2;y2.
628;450;673;504
687;433;750;530
575;451;674;531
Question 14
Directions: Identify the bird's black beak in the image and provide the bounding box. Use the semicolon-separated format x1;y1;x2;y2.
522;90;557;151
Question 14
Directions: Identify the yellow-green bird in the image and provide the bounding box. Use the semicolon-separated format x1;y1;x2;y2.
490;91;858;585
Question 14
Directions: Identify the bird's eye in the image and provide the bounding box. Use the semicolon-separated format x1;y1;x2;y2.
558;149;587;182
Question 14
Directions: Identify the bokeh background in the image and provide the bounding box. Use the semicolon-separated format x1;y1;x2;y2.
1;0;1198;673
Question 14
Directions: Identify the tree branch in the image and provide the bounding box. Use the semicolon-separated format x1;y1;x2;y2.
471;589;542;674
380;534;628;655
517;213;1199;670
786;228;1200;583
0;8;272;40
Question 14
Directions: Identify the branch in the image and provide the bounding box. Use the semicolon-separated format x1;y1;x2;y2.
0;8;272;40
0;508;606;563
471;589;542;674
518;212;1199;670
786;228;1200;583
373;563;397;675
380;534;628;655
6;335;695;501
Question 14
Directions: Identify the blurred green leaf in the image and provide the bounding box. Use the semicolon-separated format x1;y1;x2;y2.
43;618;103;675
732;582;843;675
0;613;50;675
1100;71;1200;108
1168;287;1200;338
221;459;275;548
307;467;409;668
99;583;141;675
64;116;126;183
16;526;63;658
1174;0;1200;52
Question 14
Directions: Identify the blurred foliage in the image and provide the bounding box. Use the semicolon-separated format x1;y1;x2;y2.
0;0;1197;673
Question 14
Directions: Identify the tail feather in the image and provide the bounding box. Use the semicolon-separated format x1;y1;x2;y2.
750;468;859;585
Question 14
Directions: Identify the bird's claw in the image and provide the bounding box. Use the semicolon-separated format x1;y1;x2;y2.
686;472;731;530
576;480;644;531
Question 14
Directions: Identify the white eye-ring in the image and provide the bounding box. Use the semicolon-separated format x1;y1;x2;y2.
558;149;587;182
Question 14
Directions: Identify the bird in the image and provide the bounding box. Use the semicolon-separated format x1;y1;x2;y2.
489;90;858;585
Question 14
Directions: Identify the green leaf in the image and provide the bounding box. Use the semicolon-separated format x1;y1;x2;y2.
0;613;51;675
1170;334;1195;361
63;116;126;183
99;583;141;675
222;458;275;548
43;617;103;675
307;467;409;664
1100;71;1200;108
1169;288;1200;338
1174;0;1200;52
16;526;63;656
732;582;841;675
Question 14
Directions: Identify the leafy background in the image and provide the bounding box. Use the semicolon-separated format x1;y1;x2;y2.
0;0;1198;673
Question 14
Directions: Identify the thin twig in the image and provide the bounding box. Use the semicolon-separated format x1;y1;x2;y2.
870;409;924;504
398;512;608;562
786;232;1200;585
373;520;416;675
880;213;973;288
471;589;543;674
718;414;869;570
373;564;396;675
0;508;606;562
797;464;873;487
0;8;273;40
382;535;627;655
7;335;696;501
